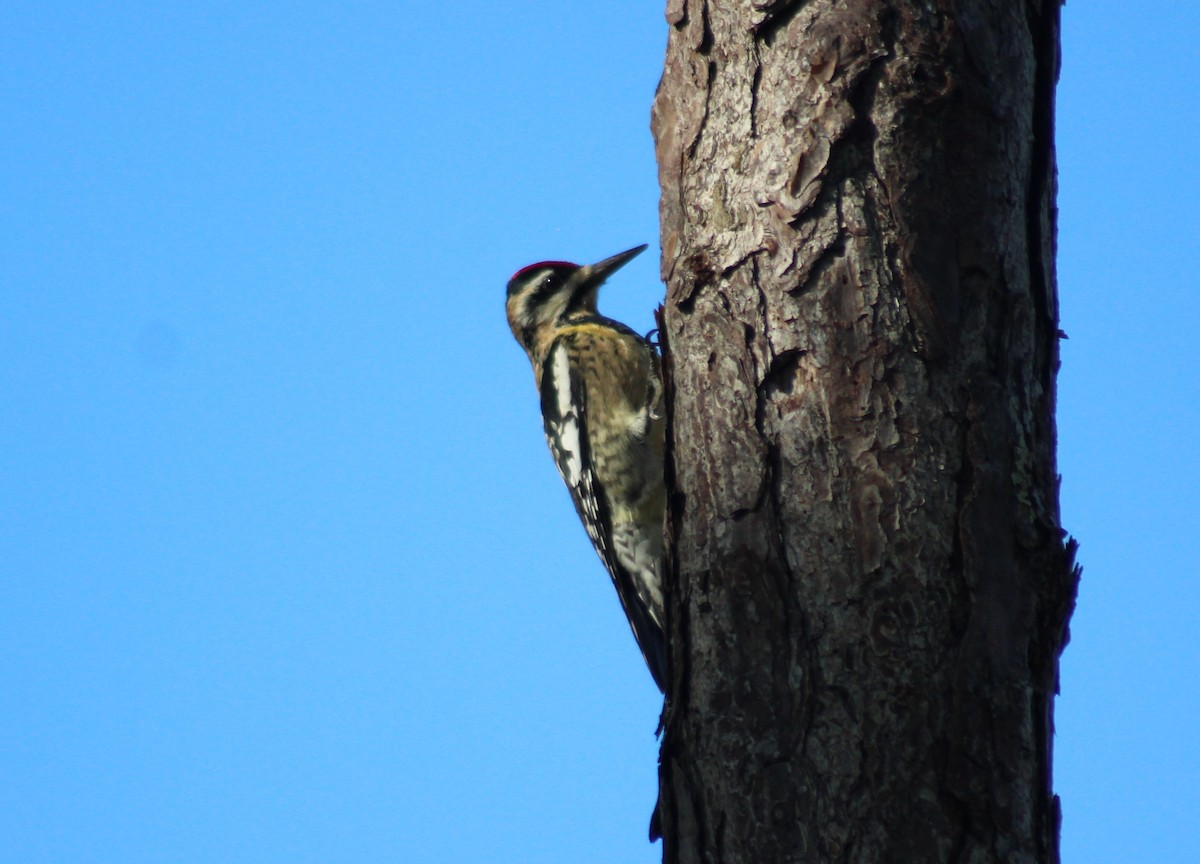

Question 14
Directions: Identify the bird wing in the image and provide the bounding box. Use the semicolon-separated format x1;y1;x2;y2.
540;336;667;692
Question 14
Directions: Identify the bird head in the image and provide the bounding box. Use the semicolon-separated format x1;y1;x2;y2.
505;244;647;360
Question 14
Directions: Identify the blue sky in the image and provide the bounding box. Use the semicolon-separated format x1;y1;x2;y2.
1;3;1196;862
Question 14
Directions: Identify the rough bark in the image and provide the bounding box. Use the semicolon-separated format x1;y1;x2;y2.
651;1;1079;862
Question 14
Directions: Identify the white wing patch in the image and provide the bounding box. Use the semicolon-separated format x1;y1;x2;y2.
542;340;610;563
547;342;583;489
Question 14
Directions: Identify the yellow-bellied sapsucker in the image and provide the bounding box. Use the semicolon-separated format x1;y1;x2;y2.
505;244;666;692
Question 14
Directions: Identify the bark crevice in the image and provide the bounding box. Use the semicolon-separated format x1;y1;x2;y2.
652;0;1073;860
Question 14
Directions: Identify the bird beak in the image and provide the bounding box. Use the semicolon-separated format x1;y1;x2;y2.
580;244;648;285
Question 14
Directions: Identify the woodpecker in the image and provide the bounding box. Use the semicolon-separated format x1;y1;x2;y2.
505;244;666;692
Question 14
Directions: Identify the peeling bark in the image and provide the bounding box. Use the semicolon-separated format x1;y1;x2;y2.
652;1;1079;861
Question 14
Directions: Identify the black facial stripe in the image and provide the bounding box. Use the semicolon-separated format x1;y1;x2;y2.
563;281;593;315
528;269;571;311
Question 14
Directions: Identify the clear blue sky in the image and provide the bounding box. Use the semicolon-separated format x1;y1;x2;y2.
1;3;1195;862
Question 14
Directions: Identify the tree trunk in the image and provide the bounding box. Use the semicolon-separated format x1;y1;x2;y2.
650;1;1079;862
